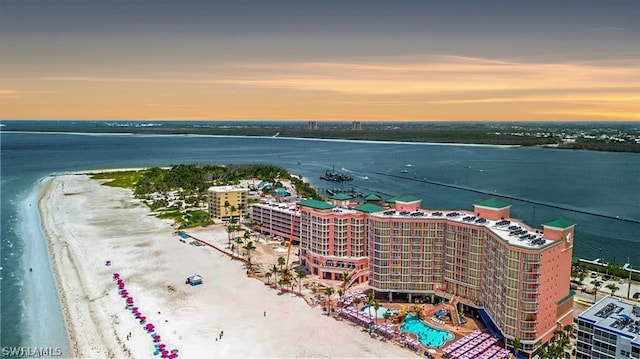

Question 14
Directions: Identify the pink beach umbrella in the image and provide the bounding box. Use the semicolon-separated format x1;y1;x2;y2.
139;316;146;323
145;323;154;331
126;296;134;302
112;273;120;279
153;335;161;342
158;344;166;350
161;350;169;358
168;354;176;359
132;306;138;311
135;313;141;318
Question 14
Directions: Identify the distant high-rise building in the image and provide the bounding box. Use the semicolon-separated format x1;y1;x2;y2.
352;121;362;130
308;121;318;130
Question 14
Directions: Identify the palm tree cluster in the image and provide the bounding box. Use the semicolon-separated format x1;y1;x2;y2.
531;324;574;358
264;256;308;294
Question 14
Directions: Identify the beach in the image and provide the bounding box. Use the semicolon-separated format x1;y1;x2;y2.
40;174;416;358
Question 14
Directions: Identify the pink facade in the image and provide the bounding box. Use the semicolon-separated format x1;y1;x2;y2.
253;196;575;355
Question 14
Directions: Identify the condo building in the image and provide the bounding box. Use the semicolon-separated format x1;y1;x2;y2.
576;296;640;359
250;195;575;356
207;185;249;221
250;202;300;241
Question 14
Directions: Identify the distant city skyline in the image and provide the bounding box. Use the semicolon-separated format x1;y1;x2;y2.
1;0;639;121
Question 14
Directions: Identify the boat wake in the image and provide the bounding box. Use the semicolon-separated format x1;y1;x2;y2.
341;168;369;180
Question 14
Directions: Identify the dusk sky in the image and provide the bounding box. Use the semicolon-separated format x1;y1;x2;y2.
1;0;639;121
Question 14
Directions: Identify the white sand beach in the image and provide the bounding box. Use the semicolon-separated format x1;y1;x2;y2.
40;174;416;358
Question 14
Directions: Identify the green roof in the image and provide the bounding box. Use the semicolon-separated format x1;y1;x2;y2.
474;198;510;209
364;193;382;201
297;199;335;210
543;218;576;229
354;203;386;213
557;290;576;305
331;193;352;200
393;195;422;203
386;197;398;203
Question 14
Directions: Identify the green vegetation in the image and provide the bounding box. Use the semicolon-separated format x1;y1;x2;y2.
90;170;146;188
572;261;640;282
92;163;321;229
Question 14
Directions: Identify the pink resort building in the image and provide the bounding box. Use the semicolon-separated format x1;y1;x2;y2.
250;194;575;356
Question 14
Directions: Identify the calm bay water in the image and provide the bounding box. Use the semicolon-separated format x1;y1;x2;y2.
1;122;638;352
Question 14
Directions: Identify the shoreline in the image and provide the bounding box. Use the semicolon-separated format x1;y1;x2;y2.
39;174;416;358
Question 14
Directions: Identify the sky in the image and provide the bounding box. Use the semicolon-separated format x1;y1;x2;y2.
1;0;639;121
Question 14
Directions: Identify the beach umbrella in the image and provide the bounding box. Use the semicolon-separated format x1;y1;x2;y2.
139;316;146;323
132;306;138;311
113;273;120;278
158;344;166;350
161;350;169;358
135;313;141;318
168;354;176;359
153;335;161;342
170;349;178;354
145;323;155;331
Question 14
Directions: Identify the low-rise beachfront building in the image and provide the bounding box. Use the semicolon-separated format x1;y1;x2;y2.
207;185;249;221
250;202;300;242
576;296;640;359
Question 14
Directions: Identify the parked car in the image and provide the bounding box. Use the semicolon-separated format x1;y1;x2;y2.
618;278;625;284
590;272;598;278
633;292;640;299
603;275;611;281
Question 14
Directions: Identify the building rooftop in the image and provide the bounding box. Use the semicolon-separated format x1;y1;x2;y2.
579;296;640;347
543;217;576;229
474;198;510;209
388;195;422;203
208;185;249;192
297;199;335;210
369;209;554;250
354;203;387;213
331;193;352;200
364;193;382;201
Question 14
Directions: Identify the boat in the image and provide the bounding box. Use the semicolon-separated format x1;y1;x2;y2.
402;169;409;173
320;169;353;182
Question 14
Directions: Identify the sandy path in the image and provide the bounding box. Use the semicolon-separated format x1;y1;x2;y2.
41;175;416;358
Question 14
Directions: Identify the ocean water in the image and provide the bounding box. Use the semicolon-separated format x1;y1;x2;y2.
1;122;639;352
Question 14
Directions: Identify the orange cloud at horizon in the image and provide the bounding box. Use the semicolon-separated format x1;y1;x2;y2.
1;55;639;121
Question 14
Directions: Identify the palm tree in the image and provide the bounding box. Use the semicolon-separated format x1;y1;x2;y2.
242;241;256;262
230;205;237;222
226;223;234;248
591;280;602;302
324;286;335;316
224;200;230;218
563;324;575;338
382;310;392;324
265;271;272;285
372;300;381;328
295;270;307;295
271;264;279;286
233;236;242;256
512;337;521;353
353;297;361;310
365;293;375;323
606;283;620;297
280;268;292;288
337;288;345;305
277;256;286;271
340;271;350;289
238;203;246;223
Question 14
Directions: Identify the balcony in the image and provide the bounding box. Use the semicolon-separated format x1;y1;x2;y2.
521;303;538;312
522;284;539;293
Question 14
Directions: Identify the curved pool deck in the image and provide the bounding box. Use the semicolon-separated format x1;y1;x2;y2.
400;313;454;348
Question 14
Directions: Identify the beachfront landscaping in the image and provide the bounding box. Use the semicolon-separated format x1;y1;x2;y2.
89;164;321;229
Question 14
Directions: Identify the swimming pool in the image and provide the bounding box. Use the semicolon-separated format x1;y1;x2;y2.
400;313;454;348
360;305;396;318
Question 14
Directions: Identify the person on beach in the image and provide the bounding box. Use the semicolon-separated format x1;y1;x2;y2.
264;311;266;317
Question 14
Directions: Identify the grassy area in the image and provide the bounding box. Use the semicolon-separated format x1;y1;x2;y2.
91;170;146;188
156;208;213;229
